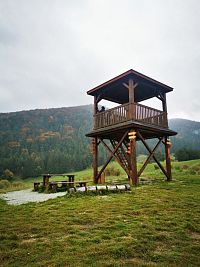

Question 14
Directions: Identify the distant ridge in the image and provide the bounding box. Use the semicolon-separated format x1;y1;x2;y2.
0;105;199;178
169;118;200;152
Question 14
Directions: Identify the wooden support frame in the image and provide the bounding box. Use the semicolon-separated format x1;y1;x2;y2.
94;131;128;183
93;130;172;185
137;137;163;177
137;130;169;180
99;138;130;176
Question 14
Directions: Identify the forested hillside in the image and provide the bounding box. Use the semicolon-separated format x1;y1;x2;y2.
0;105;94;178
0;106;200;179
169;118;200;151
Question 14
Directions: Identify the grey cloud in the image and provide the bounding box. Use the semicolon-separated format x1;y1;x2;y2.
0;0;199;121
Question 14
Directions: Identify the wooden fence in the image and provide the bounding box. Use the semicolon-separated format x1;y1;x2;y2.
94;103;168;129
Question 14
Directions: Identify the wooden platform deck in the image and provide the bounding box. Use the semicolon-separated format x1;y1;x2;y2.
86;119;177;139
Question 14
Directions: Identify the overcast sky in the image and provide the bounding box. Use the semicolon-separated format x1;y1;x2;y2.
0;0;200;120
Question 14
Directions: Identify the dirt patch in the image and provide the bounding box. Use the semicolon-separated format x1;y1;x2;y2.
0;189;66;205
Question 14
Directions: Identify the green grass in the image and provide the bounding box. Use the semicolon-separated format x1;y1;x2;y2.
0;159;200;266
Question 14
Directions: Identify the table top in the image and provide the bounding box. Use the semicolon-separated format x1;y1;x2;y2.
42;173;76;177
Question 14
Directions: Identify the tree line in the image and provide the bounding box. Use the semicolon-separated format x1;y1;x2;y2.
0;106;200;179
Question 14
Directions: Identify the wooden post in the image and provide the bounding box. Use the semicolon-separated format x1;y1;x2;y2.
93;96;98;130
43;175;50;187
99;172;105;184
128;130;138;186
128;79;134;120
156;92;168;127
93;137;98;183
128;79;138;120
165;136;172;181
162;93;167;112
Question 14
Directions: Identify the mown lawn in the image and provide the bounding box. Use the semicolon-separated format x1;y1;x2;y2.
0;160;200;266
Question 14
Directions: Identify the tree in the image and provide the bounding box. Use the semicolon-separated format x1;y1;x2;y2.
175;148;200;161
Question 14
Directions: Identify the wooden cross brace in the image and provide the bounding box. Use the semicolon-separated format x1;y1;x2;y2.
94;131;128;183
137;131;169;179
99;138;130;176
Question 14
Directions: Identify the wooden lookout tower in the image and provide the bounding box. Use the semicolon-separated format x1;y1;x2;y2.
86;69;177;185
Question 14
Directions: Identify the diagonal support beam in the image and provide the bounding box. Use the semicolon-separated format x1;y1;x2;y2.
94;131;128;183
137;131;169;179
137;137;163;177
110;139;131;173
99;138;129;175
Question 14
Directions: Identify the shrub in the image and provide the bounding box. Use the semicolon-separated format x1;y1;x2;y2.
187;164;200;175
190;164;200;172
3;169;14;181
105;165;121;176
0;179;11;189
181;165;189;170
12;182;24;188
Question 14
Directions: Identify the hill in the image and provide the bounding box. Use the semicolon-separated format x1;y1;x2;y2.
0;106;200;178
169;118;200;151
0;105;95;178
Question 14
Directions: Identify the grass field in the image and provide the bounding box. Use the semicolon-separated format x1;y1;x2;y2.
0;159;200;266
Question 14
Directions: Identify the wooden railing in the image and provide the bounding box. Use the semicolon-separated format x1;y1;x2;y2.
94;103;168;130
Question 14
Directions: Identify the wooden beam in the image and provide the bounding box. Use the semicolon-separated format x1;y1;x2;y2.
165;136;172;181
94;131;128;183
93;137;98;183
129;130;138;186
96;94;102;103
93;96;98;129
123;82;129;89
137;130;169;179
156;95;162;101
137;137;163;177
128;79;138;120
128;79;138;103
99;138;129;175
162;93;167;112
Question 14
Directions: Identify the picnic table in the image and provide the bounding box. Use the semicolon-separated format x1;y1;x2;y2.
42;173;75;187
33;173;90;192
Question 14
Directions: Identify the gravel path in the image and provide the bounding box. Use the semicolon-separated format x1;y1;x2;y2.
0;189;66;205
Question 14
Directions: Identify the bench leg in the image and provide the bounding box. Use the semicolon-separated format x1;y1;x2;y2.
48;184;58;191
34;183;40;191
